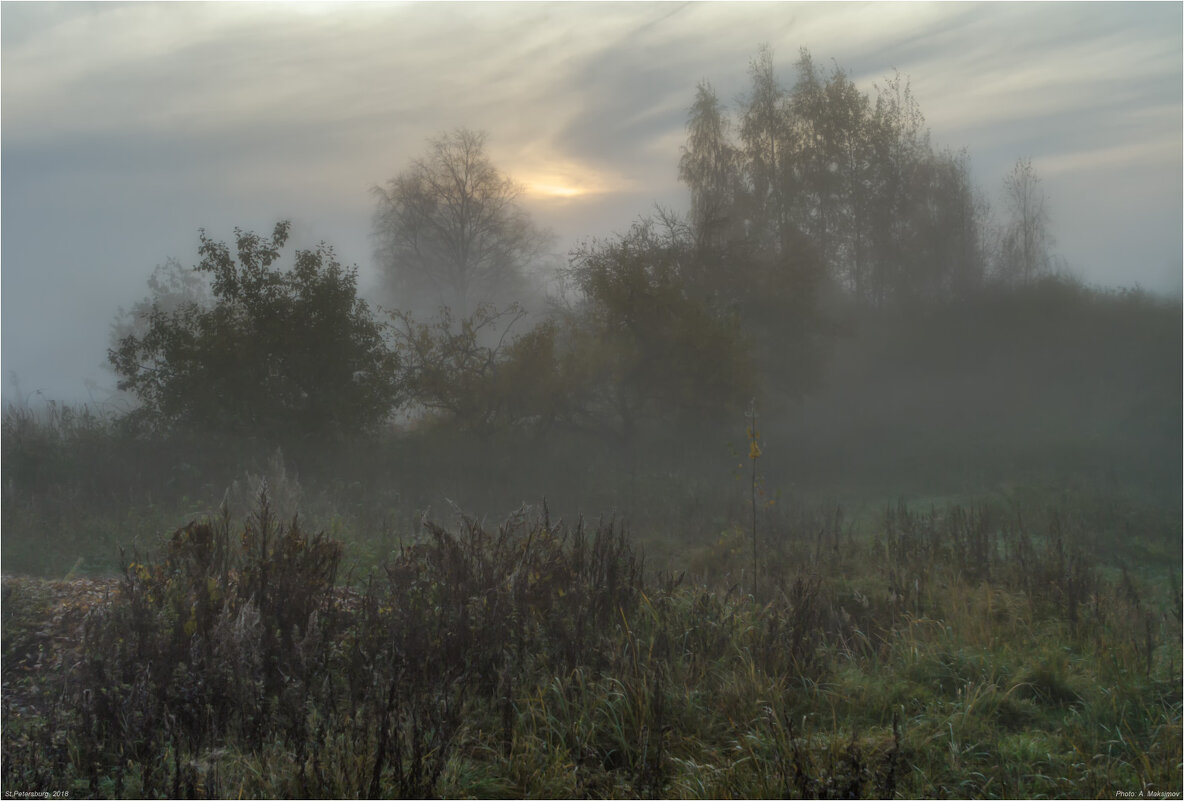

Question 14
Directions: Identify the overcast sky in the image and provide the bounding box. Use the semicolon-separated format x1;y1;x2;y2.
2;1;1181;404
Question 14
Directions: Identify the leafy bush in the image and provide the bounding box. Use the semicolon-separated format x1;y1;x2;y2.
109;222;399;448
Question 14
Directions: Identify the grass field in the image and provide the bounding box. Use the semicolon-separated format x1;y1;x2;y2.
3;282;1179;798
2;482;1179;798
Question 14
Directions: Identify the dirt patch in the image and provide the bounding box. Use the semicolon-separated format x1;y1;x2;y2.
3;576;121;707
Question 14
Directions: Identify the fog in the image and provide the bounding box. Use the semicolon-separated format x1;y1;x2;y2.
3;3;1179;565
2;2;1181;404
4;8;1182;795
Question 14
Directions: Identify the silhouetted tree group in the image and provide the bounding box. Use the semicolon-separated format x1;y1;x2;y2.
680;46;1016;308
110;46;1062;449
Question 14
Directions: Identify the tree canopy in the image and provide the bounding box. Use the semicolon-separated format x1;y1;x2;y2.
109;222;399;446
680;46;994;307
565;214;758;436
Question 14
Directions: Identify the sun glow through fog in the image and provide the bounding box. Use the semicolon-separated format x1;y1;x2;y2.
512;159;628;201
528;182;586;198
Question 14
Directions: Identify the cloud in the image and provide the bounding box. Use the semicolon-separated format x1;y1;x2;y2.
1038;133;1183;178
2;1;1181;402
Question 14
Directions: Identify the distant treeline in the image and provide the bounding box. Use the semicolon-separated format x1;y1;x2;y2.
5;274;1179;576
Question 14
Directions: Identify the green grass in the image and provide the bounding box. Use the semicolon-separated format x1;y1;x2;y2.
2;484;1179;799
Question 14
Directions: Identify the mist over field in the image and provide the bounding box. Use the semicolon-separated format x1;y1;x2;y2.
2;4;1180;799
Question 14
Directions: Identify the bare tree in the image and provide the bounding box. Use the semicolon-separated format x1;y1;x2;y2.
109;257;213;348
999;157;1053;285
373;128;550;316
